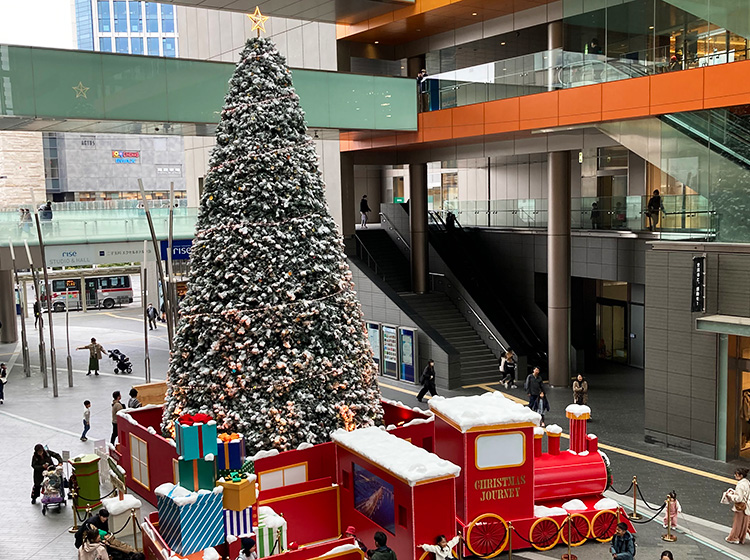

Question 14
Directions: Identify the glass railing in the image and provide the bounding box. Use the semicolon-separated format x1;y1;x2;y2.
0;207;199;246
421;46;750;112
430;194;718;238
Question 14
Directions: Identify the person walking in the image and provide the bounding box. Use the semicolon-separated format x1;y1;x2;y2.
147;303;159;330
590;202;601;229
609;522;635;560
499;350;517;389
111;391;125;445
127;388;142;409
0;362;6;404
31;443;63;504
359;195;372;228
525;367;544;411
646;189;664;231
81;400;91;441
417;359;438;403
725;467;750;544
663;490;681;530
534;391;550;427
33;300;41;329
77;337;106;376
573;374;588;405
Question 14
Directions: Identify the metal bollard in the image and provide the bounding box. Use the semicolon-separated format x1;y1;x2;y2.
508;521;513;560
662;496;677;542
561;513;577;560
629;476;642;520
68;490;79;533
131;508;140;551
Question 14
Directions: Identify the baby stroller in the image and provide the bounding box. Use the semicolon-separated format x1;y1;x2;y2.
109;349;133;375
41;465;66;515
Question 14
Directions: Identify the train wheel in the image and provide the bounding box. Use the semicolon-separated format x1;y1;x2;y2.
560;514;590;547
591;510;618;542
529;517;560;551
465;513;509;558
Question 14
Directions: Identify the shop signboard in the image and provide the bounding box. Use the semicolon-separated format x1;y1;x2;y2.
691;255;706;312
398;327;418;383
381;324;399;378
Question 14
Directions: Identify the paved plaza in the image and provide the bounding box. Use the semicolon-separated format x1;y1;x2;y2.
0;298;748;560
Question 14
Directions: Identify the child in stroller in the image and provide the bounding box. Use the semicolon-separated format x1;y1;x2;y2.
108;349;133;375
41;464;66;514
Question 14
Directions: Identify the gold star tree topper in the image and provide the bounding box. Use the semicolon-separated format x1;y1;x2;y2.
72;81;90;98
247;6;269;36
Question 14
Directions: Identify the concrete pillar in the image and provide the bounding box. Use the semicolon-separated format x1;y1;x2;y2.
0;270;18;343
409;163;428;294
146;260;159;313
340;153;356;238
718;333;728;462
547;21;563;91
547;151;571;386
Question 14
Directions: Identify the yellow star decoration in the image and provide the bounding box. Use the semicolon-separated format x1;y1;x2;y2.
247;6;269;35
72;81;90;99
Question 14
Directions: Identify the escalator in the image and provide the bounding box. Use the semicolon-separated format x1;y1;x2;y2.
660;108;750;170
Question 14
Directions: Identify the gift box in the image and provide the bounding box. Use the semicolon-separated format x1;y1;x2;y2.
178;456;216;492
176;414;218;461
155;483;224;557
255;506;288;558
217;434;245;471
217;474;256;511
223;506;253;538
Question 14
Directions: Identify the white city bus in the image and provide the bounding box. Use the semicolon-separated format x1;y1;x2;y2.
41;275;134;311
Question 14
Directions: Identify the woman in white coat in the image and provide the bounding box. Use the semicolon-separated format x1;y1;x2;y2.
726;467;750;544
419;535;461;560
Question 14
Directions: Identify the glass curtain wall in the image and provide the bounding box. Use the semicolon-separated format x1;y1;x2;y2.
563;0;750;72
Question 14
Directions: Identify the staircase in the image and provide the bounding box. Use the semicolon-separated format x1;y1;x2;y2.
354;229;411;293
401;292;500;385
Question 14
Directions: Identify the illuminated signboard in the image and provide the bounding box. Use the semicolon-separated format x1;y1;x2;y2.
112;150;140;164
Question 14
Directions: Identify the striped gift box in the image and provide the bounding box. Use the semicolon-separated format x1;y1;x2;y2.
254;507;287;558
223;506;253;538
157;486;224;556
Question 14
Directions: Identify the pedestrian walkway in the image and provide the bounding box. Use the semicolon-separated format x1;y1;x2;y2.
0;310;747;559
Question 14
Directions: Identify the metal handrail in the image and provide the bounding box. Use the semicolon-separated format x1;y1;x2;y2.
379;212;411;250
459;295;506;353
353;234;382;279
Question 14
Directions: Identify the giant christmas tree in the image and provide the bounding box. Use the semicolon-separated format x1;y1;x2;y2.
163;36;383;452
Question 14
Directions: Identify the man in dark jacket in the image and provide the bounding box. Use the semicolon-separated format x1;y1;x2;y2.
368;531;397;560
31;443;63;504
609;522;635;560
417;359;438;403
75;509;110;548
360;195;372;228
525;367;544;411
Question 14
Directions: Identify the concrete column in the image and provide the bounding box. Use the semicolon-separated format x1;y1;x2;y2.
717;333;728;462
547;21;563;91
0;270;18;343
340;153;356;238
547;151;570;386
409;163;428;294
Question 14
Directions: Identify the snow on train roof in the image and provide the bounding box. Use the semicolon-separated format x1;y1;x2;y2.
332;426;460;486
429;392;541;432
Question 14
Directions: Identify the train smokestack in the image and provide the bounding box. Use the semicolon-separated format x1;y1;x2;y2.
546;424;562;455
534;427;544;457
566;404;591;453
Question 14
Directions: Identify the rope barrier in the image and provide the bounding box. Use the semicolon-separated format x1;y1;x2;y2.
636;485;664;511
608;482;634;495
629;503;666;524
110;514;135;536
75;488;117;502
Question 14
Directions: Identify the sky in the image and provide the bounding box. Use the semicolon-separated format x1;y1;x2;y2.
0;0;76;49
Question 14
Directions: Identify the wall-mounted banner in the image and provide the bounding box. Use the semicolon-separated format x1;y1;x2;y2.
381;324;399;379
112;150;140;164
398;327;418;383
691;255;706;312
45;242;156;266
159;238;193;260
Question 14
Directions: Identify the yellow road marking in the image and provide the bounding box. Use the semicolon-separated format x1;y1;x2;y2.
379;381;434;400
103;312;144;323
382;380;735;485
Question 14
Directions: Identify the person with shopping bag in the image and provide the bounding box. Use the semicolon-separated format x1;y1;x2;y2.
723;467;750;543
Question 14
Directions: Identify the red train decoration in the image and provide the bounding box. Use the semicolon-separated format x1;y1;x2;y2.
117;392;633;560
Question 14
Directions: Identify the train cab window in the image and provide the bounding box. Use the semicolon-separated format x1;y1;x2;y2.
259;463;308;491
475;433;525;469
